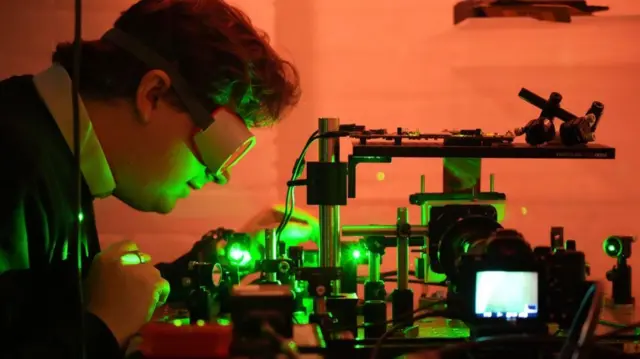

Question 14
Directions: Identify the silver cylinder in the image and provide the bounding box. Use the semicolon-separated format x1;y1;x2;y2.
264;228;278;282
369;252;381;282
265;228;277;260
397;207;409;291
318;117;341;294
341;225;428;237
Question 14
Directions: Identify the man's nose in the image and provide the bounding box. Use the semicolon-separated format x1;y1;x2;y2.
223;169;232;182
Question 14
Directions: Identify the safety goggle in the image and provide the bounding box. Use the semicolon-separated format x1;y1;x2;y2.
102;28;256;182
193;107;256;184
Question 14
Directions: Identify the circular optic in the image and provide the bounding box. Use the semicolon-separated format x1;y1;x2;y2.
603;236;622;258
438;215;503;278
212;263;223;286
227;243;251;266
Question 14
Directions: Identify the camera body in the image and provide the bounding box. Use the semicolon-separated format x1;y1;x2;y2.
532;244;591;327
429;205;590;332
447;229;549;336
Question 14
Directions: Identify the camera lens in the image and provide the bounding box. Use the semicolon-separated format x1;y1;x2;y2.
484;229;532;260
438;215;503;278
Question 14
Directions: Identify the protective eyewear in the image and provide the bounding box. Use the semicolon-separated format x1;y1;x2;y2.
102;28;256;180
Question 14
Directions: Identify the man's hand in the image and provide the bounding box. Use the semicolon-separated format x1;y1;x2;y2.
85;240;170;348
240;205;320;247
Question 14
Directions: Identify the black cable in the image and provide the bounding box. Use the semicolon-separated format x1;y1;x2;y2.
71;0;86;358
276;129;352;242
275;130;319;241
599;319;630;329
598;321;640;339
558;281;603;359
369;309;450;359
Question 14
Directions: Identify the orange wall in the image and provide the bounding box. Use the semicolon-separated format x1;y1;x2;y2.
1;0;639;299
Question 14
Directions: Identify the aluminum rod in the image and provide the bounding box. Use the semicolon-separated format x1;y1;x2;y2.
318;117;341;294
397;207;409;291
341;225;428;237
369;252;381;282
264;228;278;282
419;175;430;294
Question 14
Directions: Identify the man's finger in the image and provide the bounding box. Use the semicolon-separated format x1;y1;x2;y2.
104;240;140;258
120;252;152;266
156;278;171;306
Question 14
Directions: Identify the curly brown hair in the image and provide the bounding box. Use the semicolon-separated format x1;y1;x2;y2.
52;0;301;128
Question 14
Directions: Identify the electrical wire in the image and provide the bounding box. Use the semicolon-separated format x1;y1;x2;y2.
276;128;353;243
275;130;319;242
598;321;640;339
71;0;86;358
558;281;604;359
599;319;630;329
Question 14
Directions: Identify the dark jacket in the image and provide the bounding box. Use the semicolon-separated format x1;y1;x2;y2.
0;75;189;358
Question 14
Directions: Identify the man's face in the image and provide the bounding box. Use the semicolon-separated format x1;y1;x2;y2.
107;70;232;214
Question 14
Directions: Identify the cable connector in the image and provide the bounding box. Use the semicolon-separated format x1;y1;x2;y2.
317;131;350;138
339;124;365;132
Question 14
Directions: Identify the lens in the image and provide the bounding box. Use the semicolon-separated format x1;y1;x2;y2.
212;263;223;286
227;242;252;266
603;236;623;258
341;242;368;265
438;215;503;279
483;229;532;259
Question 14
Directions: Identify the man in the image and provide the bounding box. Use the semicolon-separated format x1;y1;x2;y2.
0;0;302;358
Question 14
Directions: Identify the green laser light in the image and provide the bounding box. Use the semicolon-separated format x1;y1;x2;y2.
227;243;252;266
602;235;635;259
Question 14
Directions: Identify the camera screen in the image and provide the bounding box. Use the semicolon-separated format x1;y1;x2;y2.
474;271;538;319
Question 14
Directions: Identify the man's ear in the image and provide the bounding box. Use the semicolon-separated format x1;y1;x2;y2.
135;69;172;124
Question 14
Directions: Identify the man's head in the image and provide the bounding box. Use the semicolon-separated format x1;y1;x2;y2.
52;0;300;214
